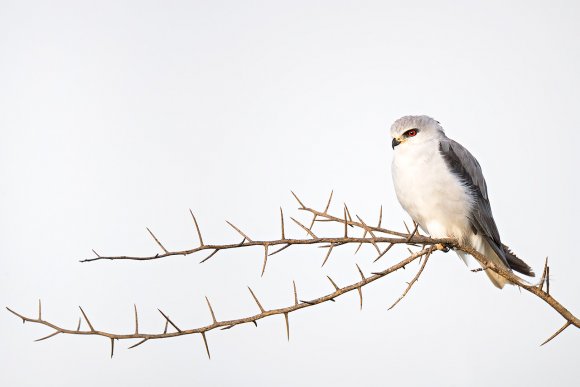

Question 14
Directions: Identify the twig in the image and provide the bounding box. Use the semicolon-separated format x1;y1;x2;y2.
388;248;432;310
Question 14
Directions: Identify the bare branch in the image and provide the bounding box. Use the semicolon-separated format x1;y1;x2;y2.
355;215;381;254
388;248;432;310
8;194;578;356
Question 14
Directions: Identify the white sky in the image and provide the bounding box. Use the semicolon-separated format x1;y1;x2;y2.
1;1;578;386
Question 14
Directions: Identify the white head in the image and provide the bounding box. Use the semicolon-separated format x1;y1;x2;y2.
390;115;445;149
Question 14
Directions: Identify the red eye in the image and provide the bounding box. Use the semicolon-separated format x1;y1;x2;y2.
406;129;418;137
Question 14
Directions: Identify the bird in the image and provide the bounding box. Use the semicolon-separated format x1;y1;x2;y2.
390;115;534;288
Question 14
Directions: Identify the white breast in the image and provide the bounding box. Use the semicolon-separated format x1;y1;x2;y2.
391;139;474;242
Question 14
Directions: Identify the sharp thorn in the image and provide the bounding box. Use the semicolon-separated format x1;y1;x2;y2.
248;287;266;313
280;207;286;239
189;209;205;246
321;245;334;267
199;249;219;264
374;243;393;263
205;297;217;324
34;331;60;342
290;217;318;239
540;321;572;346
157;309;182;332
201;332;211;359
290;191;306;209
225;220;254;242
327;276;340;291
134;304;139;334
261;245;269;277
146;227;169;254
79;306;95;332
284;313;290;341
269;243;290;256
128;338;148;349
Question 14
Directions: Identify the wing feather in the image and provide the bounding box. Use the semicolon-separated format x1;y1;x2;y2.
438;138;508;266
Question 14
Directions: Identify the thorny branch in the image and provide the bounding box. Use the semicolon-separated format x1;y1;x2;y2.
7;191;579;357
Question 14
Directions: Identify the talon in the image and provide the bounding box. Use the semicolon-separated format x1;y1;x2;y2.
443;243;455;252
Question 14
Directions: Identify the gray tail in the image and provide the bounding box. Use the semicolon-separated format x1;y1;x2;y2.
502;244;535;277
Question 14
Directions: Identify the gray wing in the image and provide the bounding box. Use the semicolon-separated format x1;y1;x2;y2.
438;138;507;264
439;138;534;276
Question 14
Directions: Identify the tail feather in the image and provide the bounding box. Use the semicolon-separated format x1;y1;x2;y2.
502;244;535;277
481;241;510;289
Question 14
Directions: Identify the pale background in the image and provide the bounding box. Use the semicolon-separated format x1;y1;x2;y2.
1;1;579;386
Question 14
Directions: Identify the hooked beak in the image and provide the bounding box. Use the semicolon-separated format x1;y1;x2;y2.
392;137;401;149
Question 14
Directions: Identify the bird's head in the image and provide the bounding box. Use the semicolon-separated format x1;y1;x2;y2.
390;115;444;149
